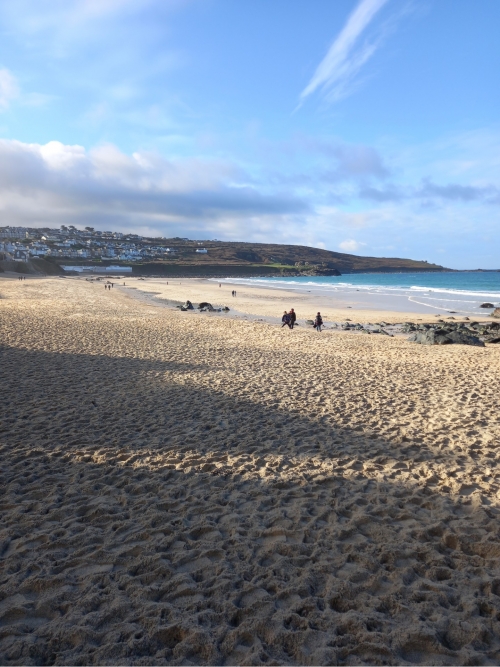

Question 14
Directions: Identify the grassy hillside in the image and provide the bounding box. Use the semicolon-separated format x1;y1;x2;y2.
40;240;450;277
153;239;449;274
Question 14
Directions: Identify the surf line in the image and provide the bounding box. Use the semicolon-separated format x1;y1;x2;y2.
407;296;477;315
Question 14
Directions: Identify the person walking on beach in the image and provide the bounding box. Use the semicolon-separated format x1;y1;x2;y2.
289;308;296;329
282;311;291;328
314;312;323;332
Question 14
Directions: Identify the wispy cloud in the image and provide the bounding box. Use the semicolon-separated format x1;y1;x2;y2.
0;67;19;110
299;0;389;106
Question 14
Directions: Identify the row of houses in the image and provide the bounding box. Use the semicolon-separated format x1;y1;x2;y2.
0;226;209;261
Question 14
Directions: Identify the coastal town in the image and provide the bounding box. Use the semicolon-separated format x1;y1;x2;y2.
0;225;207;263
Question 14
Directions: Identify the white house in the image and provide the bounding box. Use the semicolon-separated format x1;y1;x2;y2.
196;248;208;254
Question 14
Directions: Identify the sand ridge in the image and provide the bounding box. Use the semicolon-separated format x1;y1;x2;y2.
1;276;500;665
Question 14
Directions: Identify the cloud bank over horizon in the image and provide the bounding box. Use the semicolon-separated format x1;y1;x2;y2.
0;134;499;268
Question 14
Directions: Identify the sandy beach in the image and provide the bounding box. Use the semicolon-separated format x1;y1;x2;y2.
1;274;500;665
118;276;465;323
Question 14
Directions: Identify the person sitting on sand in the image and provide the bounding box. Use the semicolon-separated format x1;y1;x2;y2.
282;311;291;328
289;309;296;329
314;312;323;332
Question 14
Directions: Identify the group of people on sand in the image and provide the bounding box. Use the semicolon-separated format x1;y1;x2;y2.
17;276;26;281
282;309;323;332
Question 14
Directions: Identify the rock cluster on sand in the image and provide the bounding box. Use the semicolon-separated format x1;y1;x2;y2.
198;301;214;311
177;300;230;313
492;307;500;319
407;320;500;346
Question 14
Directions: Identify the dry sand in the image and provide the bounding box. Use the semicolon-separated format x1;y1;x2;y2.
1;274;500;665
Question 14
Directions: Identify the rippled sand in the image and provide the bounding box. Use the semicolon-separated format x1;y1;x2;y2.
1;275;500;665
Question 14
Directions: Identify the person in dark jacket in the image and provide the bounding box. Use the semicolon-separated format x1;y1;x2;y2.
314;312;323;332
289;309;297;329
281;311;291;328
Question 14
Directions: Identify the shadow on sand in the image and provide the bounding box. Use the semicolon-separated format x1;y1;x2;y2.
1;345;500;665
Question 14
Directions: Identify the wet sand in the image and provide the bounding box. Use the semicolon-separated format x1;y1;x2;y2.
118;276;463;323
1;275;500;665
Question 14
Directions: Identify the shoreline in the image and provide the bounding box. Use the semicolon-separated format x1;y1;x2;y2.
113;275;493;323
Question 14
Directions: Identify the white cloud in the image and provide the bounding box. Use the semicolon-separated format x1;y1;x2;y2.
299;0;389;106
0;138;307;234
339;239;367;252
0;67;19;110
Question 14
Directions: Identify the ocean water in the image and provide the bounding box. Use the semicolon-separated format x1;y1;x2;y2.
216;272;500;315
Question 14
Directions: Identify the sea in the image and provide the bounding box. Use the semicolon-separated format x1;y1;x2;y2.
215;272;500;316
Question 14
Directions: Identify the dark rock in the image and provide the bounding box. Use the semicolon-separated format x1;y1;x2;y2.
408;331;452;345
485;336;500;344
306;319;314;325
446;331;485;347
222;306;230;312
198;302;214;310
492;308;500;319
302;268;342;276
480;303;494;308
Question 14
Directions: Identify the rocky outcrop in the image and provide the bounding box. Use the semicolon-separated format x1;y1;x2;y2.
408;324;485;347
480;303;494;308
408;331;453;345
492;308;500;319
301;268;342;277
446;331;484;347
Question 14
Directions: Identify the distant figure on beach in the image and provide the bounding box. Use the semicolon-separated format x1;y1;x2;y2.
123;282;125;285
282;311;291;328
289;309;296;329
314;312;323;332
219;283;221;287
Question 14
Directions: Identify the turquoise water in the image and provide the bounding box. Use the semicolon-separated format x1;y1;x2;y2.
218;272;500;315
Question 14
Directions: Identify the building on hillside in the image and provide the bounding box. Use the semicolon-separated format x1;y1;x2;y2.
0;228;29;239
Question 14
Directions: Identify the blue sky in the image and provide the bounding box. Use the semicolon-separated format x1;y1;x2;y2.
0;0;499;268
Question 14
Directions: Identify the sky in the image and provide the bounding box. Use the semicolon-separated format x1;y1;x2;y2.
0;0;499;268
